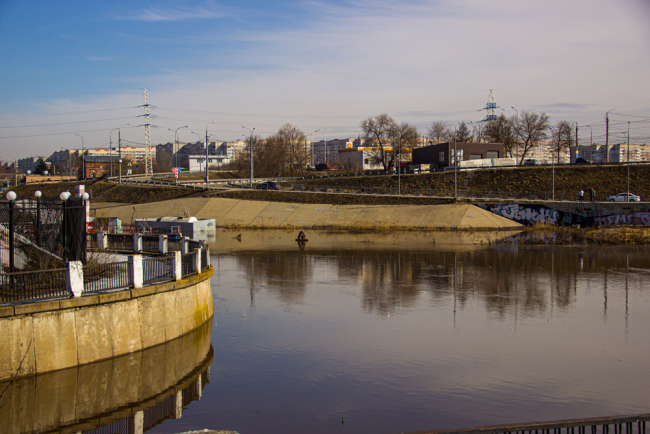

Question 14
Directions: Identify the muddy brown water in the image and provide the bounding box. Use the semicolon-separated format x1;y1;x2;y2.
3;230;650;434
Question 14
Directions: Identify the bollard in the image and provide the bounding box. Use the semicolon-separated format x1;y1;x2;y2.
66;261;84;297
129;255;143;289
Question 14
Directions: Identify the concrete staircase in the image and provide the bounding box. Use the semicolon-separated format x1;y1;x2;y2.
459;170;474;198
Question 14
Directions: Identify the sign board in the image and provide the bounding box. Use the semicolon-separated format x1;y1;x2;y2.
172;167;180;179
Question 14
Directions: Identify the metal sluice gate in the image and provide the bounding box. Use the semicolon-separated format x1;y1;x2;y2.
400;414;650;434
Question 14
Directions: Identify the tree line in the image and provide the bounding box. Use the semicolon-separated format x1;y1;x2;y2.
228;111;576;177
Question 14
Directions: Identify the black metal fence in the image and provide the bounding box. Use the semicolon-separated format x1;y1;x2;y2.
83;260;132;293
181;252;197;277
143;256;175;285
0;268;68;303
288;184;602;202
201;248;208;271
106;234;132;251
0;198;87;273
168;237;182;252
405;414;650;434
142;236;159;253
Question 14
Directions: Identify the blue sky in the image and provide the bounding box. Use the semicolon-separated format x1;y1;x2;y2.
1;0;650;160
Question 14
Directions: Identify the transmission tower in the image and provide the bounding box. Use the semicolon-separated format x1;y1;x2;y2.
143;89;153;176
478;89;502;122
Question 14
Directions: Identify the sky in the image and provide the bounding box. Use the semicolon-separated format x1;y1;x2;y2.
1;0;650;161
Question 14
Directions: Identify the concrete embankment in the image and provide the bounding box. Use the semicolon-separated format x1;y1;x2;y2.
0;319;213;434
92;197;522;230
0;268;213;381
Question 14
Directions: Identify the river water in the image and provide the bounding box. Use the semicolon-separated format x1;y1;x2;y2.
3;230;650;434
156;231;650;434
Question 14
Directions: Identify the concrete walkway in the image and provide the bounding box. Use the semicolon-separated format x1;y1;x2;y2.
92;198;522;230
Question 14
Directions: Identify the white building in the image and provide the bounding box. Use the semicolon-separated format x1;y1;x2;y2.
188;155;231;171
337;147;389;170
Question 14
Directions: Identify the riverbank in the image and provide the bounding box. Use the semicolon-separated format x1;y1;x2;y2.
503;224;650;245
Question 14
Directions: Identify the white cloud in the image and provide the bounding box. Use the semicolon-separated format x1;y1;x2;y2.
2;0;650;159
117;2;228;22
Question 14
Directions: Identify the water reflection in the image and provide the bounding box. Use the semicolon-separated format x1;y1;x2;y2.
0;318;213;434
222;246;650;321
186;245;650;434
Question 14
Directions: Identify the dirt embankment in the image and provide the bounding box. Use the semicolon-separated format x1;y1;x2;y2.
287;171;466;191
293;165;650;200
215;190;454;206
9;165;650;206
9;180;201;204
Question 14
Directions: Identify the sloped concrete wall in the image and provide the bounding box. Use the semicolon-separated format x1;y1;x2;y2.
92;198;522;230
0;269;213;381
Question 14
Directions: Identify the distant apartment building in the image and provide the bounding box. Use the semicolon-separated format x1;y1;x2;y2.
17;157;43;173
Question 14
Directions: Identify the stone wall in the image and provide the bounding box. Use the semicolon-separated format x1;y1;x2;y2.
0;268;213;381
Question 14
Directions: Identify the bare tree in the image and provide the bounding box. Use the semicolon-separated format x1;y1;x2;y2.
485;114;517;157
427;120;452;143
267;123;308;177
550;120;575;164
360;114;396;170
517;111;550;165
455;122;473;142
153;151;172;173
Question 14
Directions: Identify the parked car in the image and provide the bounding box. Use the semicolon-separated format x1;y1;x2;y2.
607;192;641;202
524;159;541;166
315;163;331;171
575;158;592;164
256;181;280;191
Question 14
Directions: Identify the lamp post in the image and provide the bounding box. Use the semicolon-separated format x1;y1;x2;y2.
324;126;327;167
585;125;593;161
205;121;215;189
605;109;615;163
311;129;320;166
190;132;202;172
74;133;85;180
511;106;520;165
168;126;189;171
242;125;255;187
627;121;630;202
549;126;556;200
110;123;132;178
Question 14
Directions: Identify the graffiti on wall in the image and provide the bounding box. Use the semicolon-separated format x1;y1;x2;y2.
478;203;587;226
596;211;650;226
480;203;650;227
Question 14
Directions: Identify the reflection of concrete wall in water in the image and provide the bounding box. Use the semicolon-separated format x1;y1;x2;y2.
0;269;214;381
0;319;213;434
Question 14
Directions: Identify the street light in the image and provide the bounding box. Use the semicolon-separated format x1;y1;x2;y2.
605;109;615;163
242;125;255;187
585;125;593;161
110;123;132;178
549;126;557;200
627;121;631;202
511;106;520;165
74;133;84;180
168;126;189;170
205;121;215;189
311;129;320;166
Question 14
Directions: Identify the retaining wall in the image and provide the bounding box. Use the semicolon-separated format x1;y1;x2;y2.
0;318;213;434
0;268;213;381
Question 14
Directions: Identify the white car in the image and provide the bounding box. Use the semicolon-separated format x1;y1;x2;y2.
607;193;641;202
